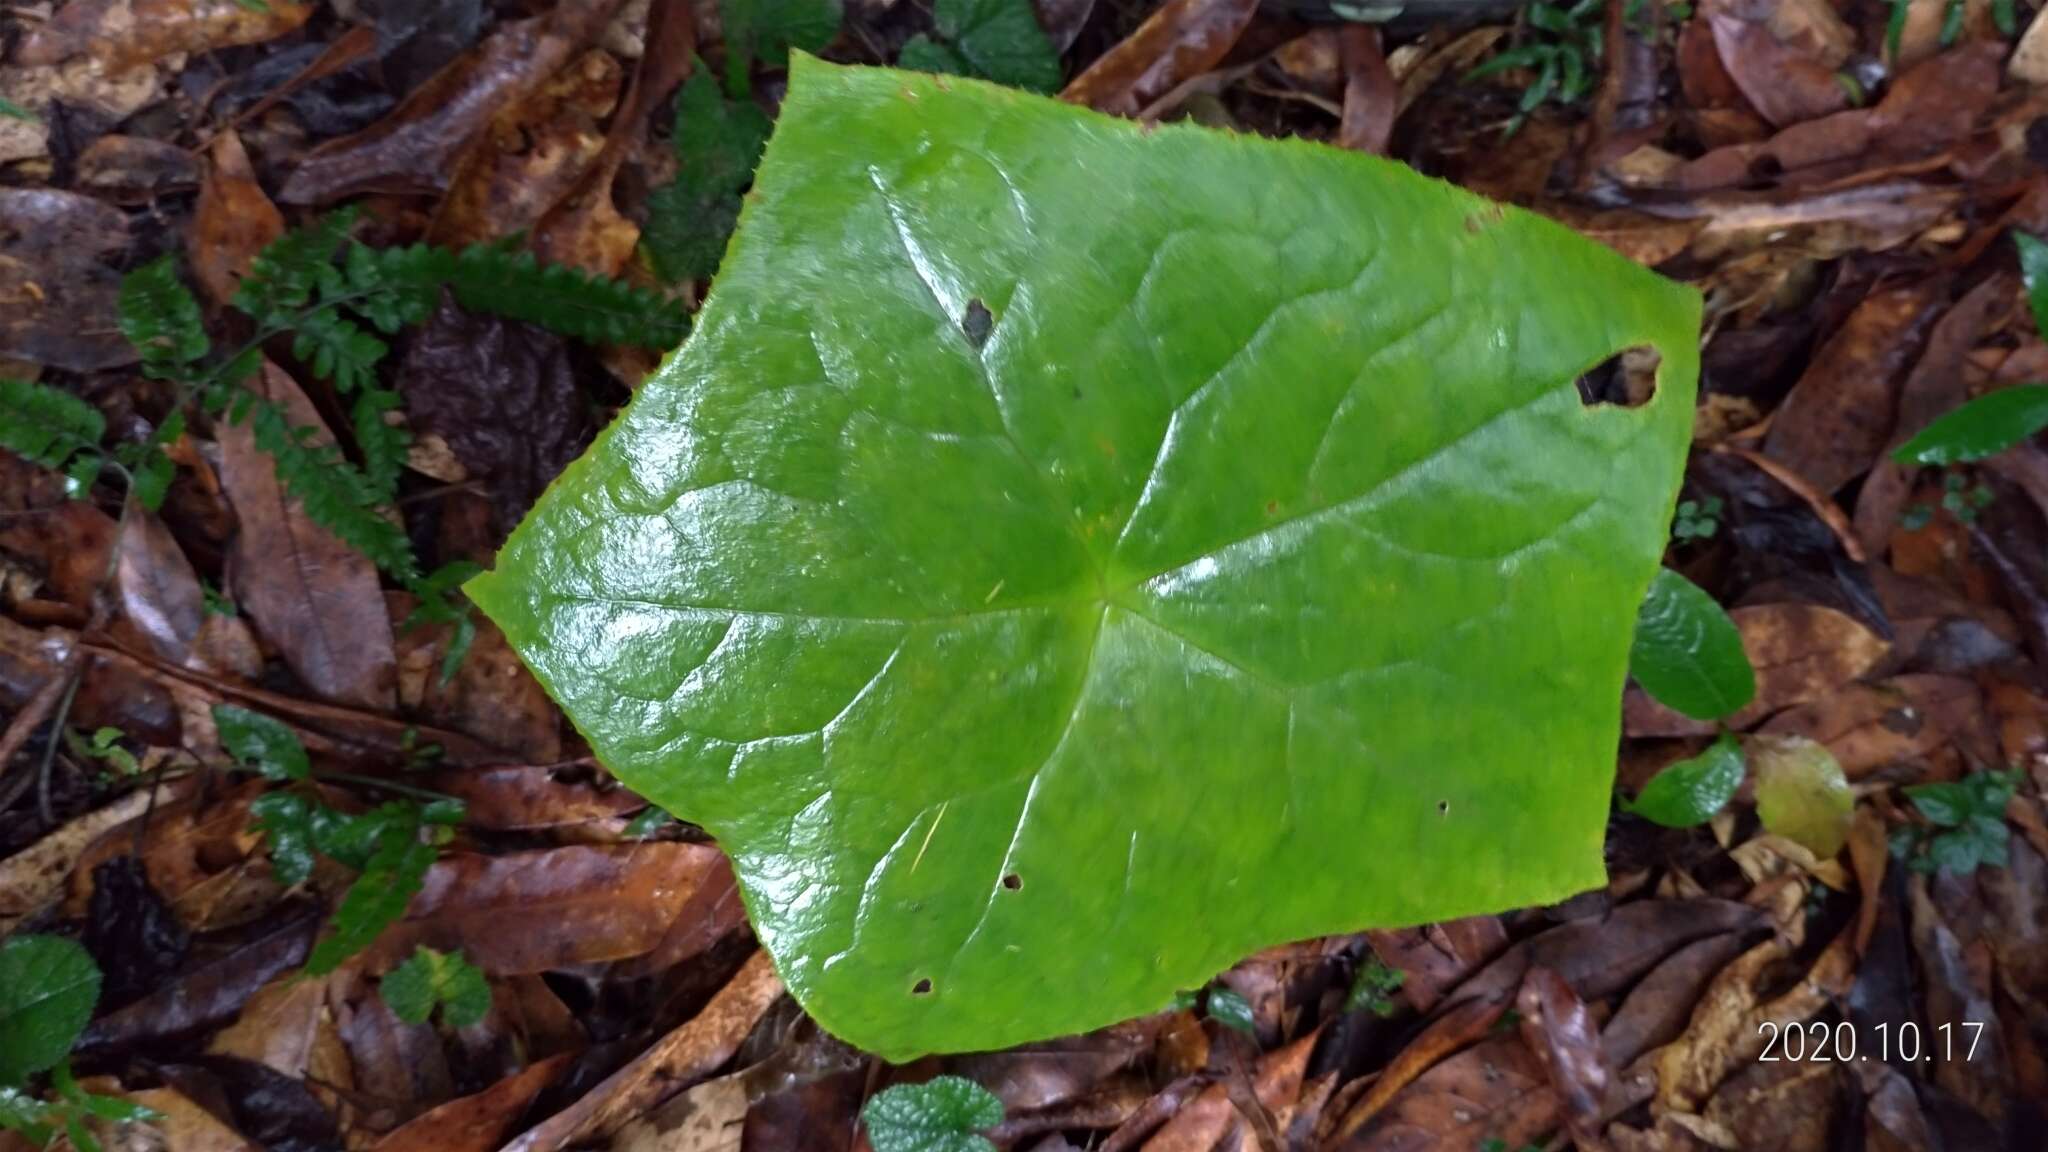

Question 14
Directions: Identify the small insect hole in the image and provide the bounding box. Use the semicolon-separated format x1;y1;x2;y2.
912;977;934;996
1574;345;1660;409
1437;800;1450;816
961;298;994;350
1002;873;1022;890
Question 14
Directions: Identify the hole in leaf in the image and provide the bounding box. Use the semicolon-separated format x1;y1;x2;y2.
961;298;993;350
912;977;933;995
1575;345;1660;409
1436;800;1450;816
1002;873;1022;890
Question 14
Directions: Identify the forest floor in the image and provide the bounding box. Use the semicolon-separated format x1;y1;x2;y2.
3;0;2048;1149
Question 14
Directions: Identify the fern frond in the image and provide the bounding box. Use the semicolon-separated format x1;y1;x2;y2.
118;257;209;378
291;306;388;395
363;243;691;349
0;377;105;472
246;397;418;582
234;208;360;325
351;387;407;501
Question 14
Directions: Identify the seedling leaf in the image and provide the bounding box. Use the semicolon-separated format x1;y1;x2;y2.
1630;569;1755;720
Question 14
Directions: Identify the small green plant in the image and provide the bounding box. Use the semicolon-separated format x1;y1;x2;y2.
1466;0;1607;135
380;946;491;1028
62;728;139;777
1671;496;1722;542
622;807;676;838
219;704;466;974
1345;956;1407;1016
643;65;772;285
1205;986;1256;1034
1892;770;2018;875
200;580;238;617
1900;471;1993;530
861;1076;1004;1152
1630;568;1756;721
897;0;1062;93
0;936;155;1152
1627;732;1744;827
0;97;34;122
720;0;842;96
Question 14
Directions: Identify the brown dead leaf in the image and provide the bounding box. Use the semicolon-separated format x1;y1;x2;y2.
1626;603;1889;736
1703;0;1852;128
114;506;262;680
1763;282;1947;494
79;908;317;1055
1908;878;2011;1122
279;0;626;205
1325;993;1511;1144
1602;932;1753;1072
609;1071;746;1152
951;1023;1160;1115
0;779;192;935
189;131;285;310
206;969;351;1080
74;135;199;203
425;763;642;830
1652;924;1855;1112
372;1055;572;1152
1337;25;1395;156
0;188;134;372
1140;1031;1316;1151
1059;0;1259;118
501;949;784;1152
391;592;560;760
114;1086;258;1152
1516;967;1607;1148
216;362;398;710
0;57;163;164
429;50;622;249
1703;1057;1839;1152
367;842;731;975
1336;1033;1560;1152
1365;915;1508;1013
1759;674;1984;778
1452;898;1767;1007
17;0;313;70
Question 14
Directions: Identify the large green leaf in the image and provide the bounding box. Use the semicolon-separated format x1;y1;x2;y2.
468;57;1700;1058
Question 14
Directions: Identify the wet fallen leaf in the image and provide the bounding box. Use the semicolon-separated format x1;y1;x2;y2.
1364;915;1508;1013
371;1054;572;1152
17;0;314;70
0;780;192;935
1140;1030;1315;1151
500;949;784;1152
78;908;317;1054
1763;281;1947;495
391;592;561;761
216;362;398;711
1337;25;1395;156
0;188;134;372
1702;1056;1838;1152
1601;932;1753;1069
424;763;642;830
608;1070;746;1152
1058;0;1259;117
1703;0;1852;128
1751;733;1854;857
368;842;731;975
1336;1032;1559;1152
189;131;285;310
1760;674;1985;778
0;57;163;164
1652;922;1855;1111
74;135;199;203
1515;966;1606;1148
1626;602;1890;736
114;507;262;680
279;0;626;205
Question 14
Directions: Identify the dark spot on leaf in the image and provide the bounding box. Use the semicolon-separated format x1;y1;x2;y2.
1575;345;1660;409
1437;800;1450;815
1881;706;1923;735
962;298;993;350
1265;500;1279;515
912;977;933;995
1002;873;1022;890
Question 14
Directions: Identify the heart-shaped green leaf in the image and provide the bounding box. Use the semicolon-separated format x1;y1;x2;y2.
468;57;1700;1058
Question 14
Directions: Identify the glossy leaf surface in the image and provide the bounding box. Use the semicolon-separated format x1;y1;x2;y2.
1628;732;1743;827
469;57;1701;1058
1629;569;1755;720
1891;384;2048;467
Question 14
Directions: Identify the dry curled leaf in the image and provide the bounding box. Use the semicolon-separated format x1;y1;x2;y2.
17;0;313;70
1058;0;1259;118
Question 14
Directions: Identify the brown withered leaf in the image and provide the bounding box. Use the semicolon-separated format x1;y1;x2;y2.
117;1085;260;1152
1364;915;1508;1013
1450;898;1767;1007
371;1055;572;1152
428;49;622;249
189;130;285;309
1325;993;1510;1145
1337;25;1395;156
1625;603;1890;736
0;779;192;935
610;1070;747;1152
114;506;263;680
78;908;318;1054
279;0;626;205
74;135;200;203
17;0;313;70
366;842;731;975
216;362;398;710
1855;274;2011;557
1517;967;1606;1148
0;56;164;164
424;763;642;830
0;499;118;621
1703;1057;1840;1152
394;294;595;539
1335;1033;1560;1152
0;188;133;372
1703;0;1852;128
206;969;351;1080
949;1024;1158;1115
1140;1031;1316;1151
1059;0;1259;118
1763;282;1947;495
1759;674;1985;778
1907;879;2012;1123
390;591;561;761
500;950;784;1152
1601;933;1753;1072
1652;924;1855;1112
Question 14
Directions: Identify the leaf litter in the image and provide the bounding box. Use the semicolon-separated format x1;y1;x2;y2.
2;0;2047;1147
